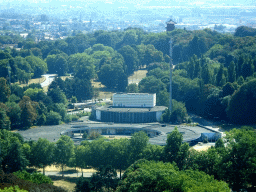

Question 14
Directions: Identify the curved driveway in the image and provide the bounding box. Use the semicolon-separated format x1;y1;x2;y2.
40;74;57;87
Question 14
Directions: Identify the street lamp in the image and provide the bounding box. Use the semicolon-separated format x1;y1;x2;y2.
169;38;173;113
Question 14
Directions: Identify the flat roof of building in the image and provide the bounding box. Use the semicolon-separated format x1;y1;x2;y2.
113;93;156;95
96;105;167;112
17;119;218;146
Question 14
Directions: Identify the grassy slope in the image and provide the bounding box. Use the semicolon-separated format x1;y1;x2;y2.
92;69;148;100
19;76;46;87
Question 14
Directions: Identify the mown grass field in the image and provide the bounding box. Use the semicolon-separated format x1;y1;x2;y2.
19;76;46;87
36;165;96;192
92;69;148;100
50;176;77;192
128;69;147;84
18;69;147;98
91;80;115;100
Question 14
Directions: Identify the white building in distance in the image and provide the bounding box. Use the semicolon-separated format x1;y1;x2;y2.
112;93;156;108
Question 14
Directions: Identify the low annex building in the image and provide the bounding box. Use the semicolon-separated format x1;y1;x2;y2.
92;93;166;123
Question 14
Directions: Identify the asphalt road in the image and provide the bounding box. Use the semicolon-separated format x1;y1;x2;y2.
40;74;57;87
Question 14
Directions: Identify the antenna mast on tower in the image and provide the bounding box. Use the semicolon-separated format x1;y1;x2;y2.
169;39;173;113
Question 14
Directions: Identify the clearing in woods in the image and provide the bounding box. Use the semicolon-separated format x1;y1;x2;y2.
50;176;77;192
36;165;96;192
92;69;148;100
128;69;147;85
19;76;46;87
18;69;147;97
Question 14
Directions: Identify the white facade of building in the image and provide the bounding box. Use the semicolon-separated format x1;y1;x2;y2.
113;93;156;108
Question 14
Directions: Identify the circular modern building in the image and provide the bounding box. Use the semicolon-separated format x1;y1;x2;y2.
92;93;166;123
92;105;167;123
92;93;167;123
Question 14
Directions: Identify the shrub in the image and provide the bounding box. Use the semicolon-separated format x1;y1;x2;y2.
71;114;80;121
46;111;62;125
77;112;90;118
64;114;72;123
88;131;102;140
75;177;92;192
71;96;78;103
82;132;88;139
96;102;106;107
187;117;192;123
13;170;53;184
0;172;66;192
0;186;27;192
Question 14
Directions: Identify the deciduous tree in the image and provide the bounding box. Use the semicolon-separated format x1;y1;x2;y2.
54;135;75;177
0;77;11;103
30;138;55;175
19;96;37;129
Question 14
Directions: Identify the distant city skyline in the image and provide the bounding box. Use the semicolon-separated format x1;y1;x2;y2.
0;0;255;35
0;0;255;6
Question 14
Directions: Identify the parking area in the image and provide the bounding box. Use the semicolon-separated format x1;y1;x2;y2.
18;116;218;146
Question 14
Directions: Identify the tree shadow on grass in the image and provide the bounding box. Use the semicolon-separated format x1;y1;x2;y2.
58;169;79;174
48;175;80;183
26;168;37;173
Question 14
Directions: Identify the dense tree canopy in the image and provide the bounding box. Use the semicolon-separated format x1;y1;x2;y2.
118;45;138;75
117;160;229;192
2;27;256;192
30;138;55;175
0;130;28;173
227;79;256;124
19;96;38;128
0;77;11;103
234;26;256;37
54;135;75;177
46;54;68;76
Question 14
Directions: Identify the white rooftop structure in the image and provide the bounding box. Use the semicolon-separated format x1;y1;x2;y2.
113;93;156;108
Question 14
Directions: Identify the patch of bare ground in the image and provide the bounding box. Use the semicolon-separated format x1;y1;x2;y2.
192;145;211;151
91;80;114;100
128;69;147;81
192;143;215;151
43;86;48;92
60;75;72;81
49;176;78;192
